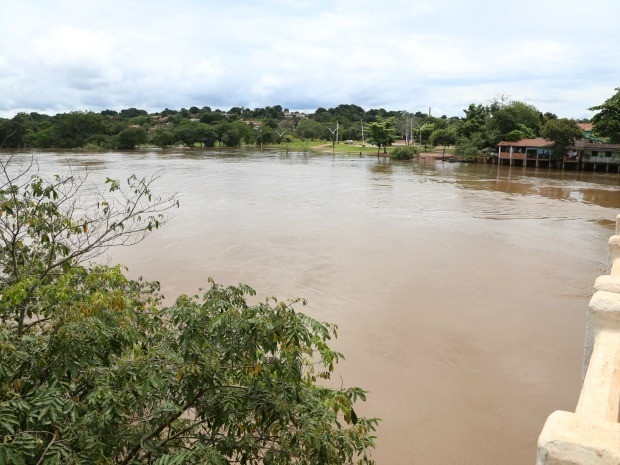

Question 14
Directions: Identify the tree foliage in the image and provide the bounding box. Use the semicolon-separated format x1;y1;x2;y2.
487;100;542;145
0;155;378;465
366;117;397;154
429;128;457;154
390;146;419;160
1;94;595;153
0;155;178;335
541;118;583;161
455;133;485;158
117;127;148;149
458;104;489;142
293;119;329;140
589;87;620;143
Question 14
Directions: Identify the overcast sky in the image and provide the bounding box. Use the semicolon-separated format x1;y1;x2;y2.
1;0;619;119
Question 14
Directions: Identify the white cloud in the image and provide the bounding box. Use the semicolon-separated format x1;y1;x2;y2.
1;0;619;118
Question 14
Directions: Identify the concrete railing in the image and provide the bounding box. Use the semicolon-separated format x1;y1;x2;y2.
537;214;620;464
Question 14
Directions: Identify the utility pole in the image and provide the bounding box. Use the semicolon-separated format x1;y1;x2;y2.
327;125;337;149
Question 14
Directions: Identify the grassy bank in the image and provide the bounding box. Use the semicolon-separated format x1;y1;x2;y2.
266;139;422;155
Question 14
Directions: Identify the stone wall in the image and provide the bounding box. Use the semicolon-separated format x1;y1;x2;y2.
536;214;620;464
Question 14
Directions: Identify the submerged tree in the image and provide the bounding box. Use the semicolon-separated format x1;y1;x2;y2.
0;153;378;465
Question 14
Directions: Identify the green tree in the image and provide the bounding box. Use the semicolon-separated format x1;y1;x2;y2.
119;108;148;120
430;127;457;155
366;117;397;154
150;128;176;148
589;87;620;143
0;156;178;336
117;127;148;149
294;119;329;140
50;111;110;148
202;127;219;147
256;126;276;145
458;104;490;140
26;126;56;148
0;155;378;465
487;100;541;145
175;121;209;147
233;120;256;145
199;111;226;125
541;118;583;162
455;133;485;158
0;116;27;148
215;122;240;147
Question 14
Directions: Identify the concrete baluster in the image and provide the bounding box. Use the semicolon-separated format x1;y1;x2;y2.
537;213;620;464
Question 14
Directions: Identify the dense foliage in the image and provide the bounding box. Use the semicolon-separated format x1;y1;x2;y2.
390;146;419;160
0;155;378;464
541;118;584;162
2;88;615;157
365;117;397;154
589;87;620;143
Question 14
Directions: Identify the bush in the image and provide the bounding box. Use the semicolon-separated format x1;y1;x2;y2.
390;146;419;160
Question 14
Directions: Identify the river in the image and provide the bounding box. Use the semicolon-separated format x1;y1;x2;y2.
28;148;620;464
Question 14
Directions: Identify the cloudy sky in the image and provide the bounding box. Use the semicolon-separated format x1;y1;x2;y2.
1;0;619;119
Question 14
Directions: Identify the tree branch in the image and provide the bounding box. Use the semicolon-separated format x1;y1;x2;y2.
119;388;205;465
35;428;58;465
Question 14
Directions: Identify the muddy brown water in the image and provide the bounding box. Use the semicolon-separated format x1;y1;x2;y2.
28;149;620;464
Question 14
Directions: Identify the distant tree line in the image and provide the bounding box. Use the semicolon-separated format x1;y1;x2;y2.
2;88;620;158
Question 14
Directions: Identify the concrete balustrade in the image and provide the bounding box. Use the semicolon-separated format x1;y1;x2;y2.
537;214;620;464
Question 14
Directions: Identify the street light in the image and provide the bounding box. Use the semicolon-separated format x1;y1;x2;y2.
327;121;339;149
413;122;426;147
275;129;288;153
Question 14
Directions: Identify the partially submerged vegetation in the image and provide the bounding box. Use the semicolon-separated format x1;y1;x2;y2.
390;146;420;160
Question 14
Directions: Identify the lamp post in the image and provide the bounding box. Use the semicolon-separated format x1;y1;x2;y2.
413;122;426;148
275;129;288;153
327;121;339;149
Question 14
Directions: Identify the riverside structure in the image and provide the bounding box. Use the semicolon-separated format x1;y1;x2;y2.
537;214;620;464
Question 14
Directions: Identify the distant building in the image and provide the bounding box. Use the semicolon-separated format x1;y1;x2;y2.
497;138;554;167
495;136;620;172
577;122;593;140
576;141;620;171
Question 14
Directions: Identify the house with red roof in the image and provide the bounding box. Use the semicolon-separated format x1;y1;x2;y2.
496;137;620;171
496;138;554;167
577;122;593;140
495;123;620;171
